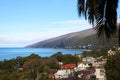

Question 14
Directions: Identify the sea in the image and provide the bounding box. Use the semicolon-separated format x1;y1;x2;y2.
0;48;86;61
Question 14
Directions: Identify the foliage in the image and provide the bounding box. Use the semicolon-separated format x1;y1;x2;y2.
36;73;52;80
62;54;79;64
26;53;41;59
51;52;63;62
105;51;120;80
0;54;58;80
22;57;57;80
0;70;10;80
81;49;108;58
0;52;80;80
90;75;96;80
51;52;80;64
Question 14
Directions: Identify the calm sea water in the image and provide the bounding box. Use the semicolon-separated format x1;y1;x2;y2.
0;48;85;60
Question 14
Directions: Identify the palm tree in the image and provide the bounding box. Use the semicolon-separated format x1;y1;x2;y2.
77;0;119;45
119;22;120;46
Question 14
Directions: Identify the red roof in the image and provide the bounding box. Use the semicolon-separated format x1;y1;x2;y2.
49;73;54;77
61;63;76;69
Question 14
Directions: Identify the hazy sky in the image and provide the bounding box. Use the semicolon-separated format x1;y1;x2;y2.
0;0;120;47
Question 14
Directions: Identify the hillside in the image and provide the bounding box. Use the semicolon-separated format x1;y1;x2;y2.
26;28;118;50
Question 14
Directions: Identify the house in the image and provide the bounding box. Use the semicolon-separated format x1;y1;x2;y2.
75;62;89;71
108;49;116;55
49;73;55;79
77;70;95;80
93;59;106;68
61;63;76;69
58;62;63;66
54;70;70;79
95;68;106;80
53;63;76;79
82;57;95;63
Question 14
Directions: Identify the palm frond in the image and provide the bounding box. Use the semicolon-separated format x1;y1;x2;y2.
78;0;118;38
78;0;86;19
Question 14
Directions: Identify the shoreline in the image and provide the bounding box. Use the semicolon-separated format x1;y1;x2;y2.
0;47;86;61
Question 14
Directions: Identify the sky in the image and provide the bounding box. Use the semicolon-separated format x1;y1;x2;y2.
0;0;120;47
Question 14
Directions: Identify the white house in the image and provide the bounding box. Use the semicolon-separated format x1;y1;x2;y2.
75;62;89;71
54;70;70;79
82;57;95;63
95;68;106;80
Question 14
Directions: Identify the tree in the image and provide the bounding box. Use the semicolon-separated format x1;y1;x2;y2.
26;53;41;59
22;59;42;80
62;54;79;64
77;0;119;44
90;75;96;80
118;23;120;46
105;51;120;80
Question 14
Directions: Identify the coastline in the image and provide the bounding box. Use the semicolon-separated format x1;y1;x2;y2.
0;47;85;61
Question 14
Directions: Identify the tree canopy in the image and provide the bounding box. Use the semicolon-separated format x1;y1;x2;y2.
105;51;120;80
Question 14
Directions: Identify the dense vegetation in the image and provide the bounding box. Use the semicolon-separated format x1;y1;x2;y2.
105;51;120;80
81;49;108;58
0;52;79;80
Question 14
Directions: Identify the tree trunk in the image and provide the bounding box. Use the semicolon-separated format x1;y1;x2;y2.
119;23;120;47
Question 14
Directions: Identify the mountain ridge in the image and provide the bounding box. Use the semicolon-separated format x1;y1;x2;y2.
26;28;118;49
26;28;96;48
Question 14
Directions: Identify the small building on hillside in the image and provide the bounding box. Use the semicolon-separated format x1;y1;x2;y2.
75;62;89;71
108;49;116;55
93;59;106;68
95;68;106;80
53;63;76;79
77;70;95;80
82;57;95;63
61;63;76;69
54;70;70;79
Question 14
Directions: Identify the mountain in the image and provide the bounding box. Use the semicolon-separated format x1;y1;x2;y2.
26;28;118;49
